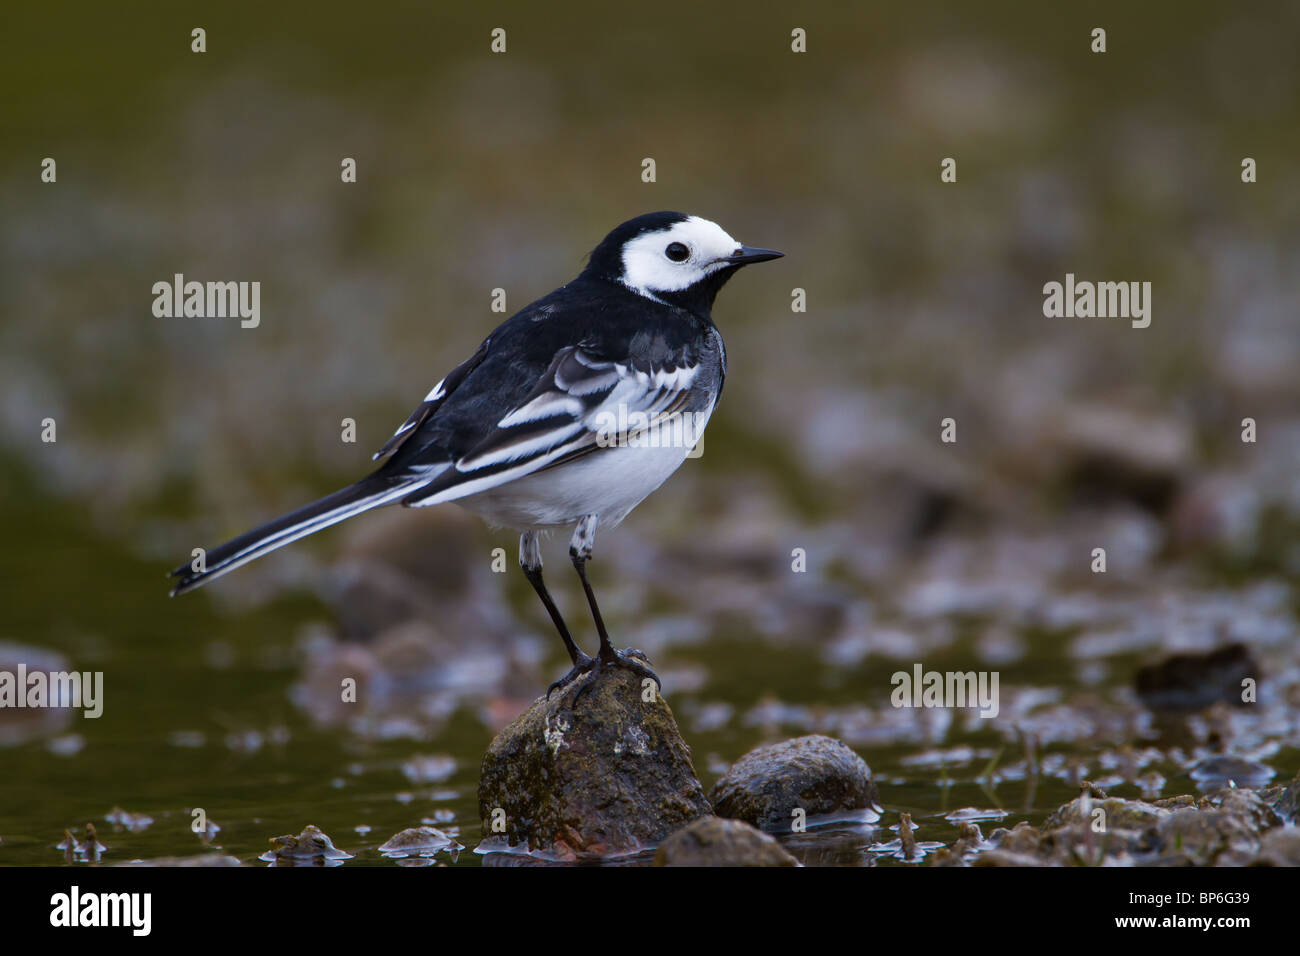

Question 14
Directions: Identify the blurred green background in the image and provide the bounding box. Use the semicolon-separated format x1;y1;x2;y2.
1;1;1298;866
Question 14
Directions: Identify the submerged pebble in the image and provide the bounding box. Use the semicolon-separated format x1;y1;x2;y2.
653;817;798;867
259;825;354;866
378;825;464;863
1189;755;1275;790
943;807;1009;823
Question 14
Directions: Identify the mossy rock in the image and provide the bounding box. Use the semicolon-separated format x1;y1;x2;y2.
710;734;878;832
477;666;710;859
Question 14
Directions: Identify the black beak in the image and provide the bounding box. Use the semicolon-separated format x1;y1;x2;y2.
723;245;784;265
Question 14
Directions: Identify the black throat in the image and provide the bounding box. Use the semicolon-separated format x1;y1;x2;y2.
651;265;741;321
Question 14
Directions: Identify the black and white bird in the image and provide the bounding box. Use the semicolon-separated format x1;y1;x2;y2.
170;211;782;694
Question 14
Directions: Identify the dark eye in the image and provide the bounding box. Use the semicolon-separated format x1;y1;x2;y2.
665;242;690;262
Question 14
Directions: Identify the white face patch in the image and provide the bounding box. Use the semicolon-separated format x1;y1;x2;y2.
619;216;742;298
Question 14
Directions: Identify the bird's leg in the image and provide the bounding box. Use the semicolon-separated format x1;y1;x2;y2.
569;515;615;662
522;532;600;698
563;515;661;702
519;532;589;669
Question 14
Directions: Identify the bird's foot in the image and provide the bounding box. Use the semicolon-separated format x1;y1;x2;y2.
547;647;661;704
547;651;596;698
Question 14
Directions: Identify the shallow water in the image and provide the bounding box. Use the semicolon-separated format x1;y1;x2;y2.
3;468;1295;867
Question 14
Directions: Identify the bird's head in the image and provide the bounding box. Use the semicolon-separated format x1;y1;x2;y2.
585;211;782;314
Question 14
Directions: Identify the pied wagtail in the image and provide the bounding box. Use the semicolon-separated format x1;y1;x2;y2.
170;211;783;695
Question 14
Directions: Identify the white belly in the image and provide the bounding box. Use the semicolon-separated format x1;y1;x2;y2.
455;408;711;530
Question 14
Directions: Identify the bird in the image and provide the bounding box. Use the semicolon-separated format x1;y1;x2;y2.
170;211;783;696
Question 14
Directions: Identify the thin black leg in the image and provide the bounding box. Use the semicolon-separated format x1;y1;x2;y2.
542;517;663;702
522;563;585;666
570;551;616;663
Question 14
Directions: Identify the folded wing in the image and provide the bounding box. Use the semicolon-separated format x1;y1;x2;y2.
372;338;491;462
399;345;700;508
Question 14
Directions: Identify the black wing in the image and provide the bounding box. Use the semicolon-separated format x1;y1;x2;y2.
372;337;491;461
399;344;703;507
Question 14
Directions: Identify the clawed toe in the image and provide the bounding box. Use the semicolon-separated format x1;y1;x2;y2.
548;648;662;705
547;653;596;698
607;647;661;692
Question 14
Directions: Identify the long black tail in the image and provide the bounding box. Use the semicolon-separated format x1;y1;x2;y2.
169;475;417;596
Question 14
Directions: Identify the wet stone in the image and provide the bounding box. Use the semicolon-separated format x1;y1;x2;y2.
653;816;799;867
1203;787;1283;832
1188;755;1275;790
929;823;989;866
378;825;463;862
987;821;1041;856
1134;643;1258;712
477;665;711;860
710;735;879;832
1249;827;1300;867
966;784;1290;867
1044;793;1169;831
1153;808;1260;865
1147;789;1281;865
259;825;354;865
1269;769;1300;823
